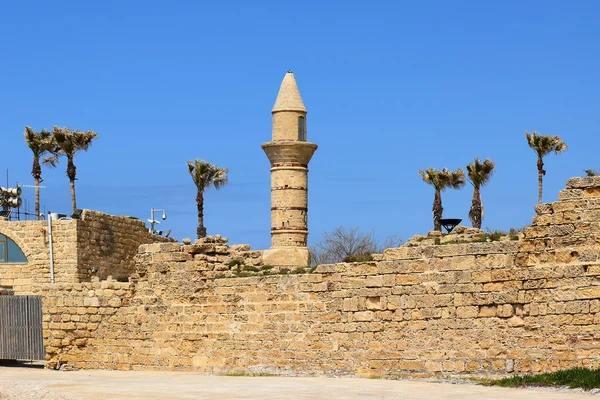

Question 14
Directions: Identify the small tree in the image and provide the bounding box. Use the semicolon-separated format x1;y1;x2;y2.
49;127;98;213
525;131;567;203
187;159;228;238
466;158;495;229
23;127;58;219
309;226;402;265
418;168;465;231
584;169;599;177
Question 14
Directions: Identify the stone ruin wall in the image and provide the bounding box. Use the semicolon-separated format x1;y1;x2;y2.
75;210;174;281
0;218;78;292
40;176;600;377
0;210;170;293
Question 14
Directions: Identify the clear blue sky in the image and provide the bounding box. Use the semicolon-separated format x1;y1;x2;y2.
1;1;599;249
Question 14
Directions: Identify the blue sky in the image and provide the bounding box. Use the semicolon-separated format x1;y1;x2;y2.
1;1;599;249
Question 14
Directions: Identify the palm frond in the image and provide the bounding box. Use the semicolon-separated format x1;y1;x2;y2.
24;126;55;157
188;159;228;191
467;157;495;188
449;168;466;189
525;131;568;158
42;156;59;168
52;126;98;157
419;167;465;191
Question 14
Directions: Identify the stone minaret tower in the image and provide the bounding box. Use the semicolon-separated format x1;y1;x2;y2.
262;71;318;267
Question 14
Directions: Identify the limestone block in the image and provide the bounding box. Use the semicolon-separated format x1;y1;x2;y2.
352;311;375;322
432;244;468;258
558;189;584;201
534;203;553;215
230;244;251;252
454;225;467;234
584;188;600;198
365;276;384;287
465;228;485;235
567;176;600;189
456;306;478;318
576;287;600;299
478;305;497;317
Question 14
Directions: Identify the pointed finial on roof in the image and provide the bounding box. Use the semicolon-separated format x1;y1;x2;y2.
272;71;306;113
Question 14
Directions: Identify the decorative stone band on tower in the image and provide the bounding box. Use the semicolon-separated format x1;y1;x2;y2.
262;71;317;267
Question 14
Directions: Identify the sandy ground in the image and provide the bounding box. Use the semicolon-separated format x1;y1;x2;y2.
0;363;599;400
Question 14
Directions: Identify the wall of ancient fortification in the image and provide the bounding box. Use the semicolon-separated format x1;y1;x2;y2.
75;210;173;281
0;210;169;293
40;176;600;377
0;218;77;292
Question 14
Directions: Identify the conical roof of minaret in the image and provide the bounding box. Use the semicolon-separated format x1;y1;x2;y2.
272;71;306;113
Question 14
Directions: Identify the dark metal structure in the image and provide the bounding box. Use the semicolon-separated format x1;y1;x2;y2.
0;295;45;360
440;218;462;233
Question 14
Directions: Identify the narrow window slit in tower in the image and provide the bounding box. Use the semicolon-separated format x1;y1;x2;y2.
298;116;306;141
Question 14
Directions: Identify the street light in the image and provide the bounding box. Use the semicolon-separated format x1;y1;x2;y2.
148;208;167;234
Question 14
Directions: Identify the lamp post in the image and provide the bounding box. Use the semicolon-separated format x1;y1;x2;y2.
148;208;167;234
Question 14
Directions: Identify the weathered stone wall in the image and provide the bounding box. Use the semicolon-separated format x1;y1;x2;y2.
0;219;78;292
76;210;173;281
0;210;170;293
41;177;600;377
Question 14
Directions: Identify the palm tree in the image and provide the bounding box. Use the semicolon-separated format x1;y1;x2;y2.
23;127;58;219
49;127;98;213
466;158;495;229
525;132;567;204
418;168;465;231
187;159;228;238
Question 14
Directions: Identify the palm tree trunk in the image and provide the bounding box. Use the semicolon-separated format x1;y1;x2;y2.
537;156;544;204
433;189;443;231
196;190;206;238
35;177;40;220
469;187;482;229
32;156;41;220
67;157;77;213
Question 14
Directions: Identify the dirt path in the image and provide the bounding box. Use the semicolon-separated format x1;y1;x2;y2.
0;365;598;399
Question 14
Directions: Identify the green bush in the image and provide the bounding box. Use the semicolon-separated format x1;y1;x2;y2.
227;260;242;269
486;367;600;391
343;253;374;263
291;267;306;274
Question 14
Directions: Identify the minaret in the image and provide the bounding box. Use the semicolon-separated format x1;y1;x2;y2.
262;71;317;267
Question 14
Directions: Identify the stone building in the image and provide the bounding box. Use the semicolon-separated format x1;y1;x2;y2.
262;71;318;267
0;210;171;293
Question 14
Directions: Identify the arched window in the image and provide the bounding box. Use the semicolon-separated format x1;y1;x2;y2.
298;116;306;141
0;234;27;263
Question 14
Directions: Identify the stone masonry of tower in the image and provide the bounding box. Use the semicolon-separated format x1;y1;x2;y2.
261;72;317;267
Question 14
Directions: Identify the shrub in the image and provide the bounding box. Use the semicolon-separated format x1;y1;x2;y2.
309;226;402;265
